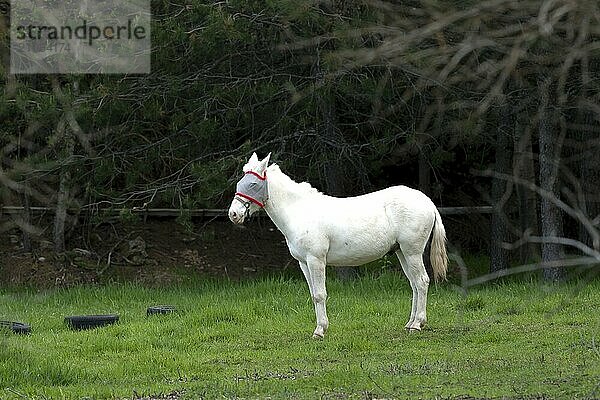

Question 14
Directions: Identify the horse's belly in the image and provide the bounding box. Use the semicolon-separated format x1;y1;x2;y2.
325;230;396;267
313;203;396;266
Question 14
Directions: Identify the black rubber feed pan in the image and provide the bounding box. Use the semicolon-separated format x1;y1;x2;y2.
147;305;177;316
0;321;31;335
65;314;119;330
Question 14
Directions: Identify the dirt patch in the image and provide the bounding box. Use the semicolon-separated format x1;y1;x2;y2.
0;218;296;288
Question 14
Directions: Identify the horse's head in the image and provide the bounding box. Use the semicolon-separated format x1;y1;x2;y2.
228;152;271;225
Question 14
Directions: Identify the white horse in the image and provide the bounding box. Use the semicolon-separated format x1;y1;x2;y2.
228;153;448;339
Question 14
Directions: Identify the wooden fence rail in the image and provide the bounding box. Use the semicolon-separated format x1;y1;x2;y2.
1;205;493;218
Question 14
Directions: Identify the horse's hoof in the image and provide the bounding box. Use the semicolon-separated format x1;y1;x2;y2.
406;326;421;333
312;327;325;339
312;325;326;339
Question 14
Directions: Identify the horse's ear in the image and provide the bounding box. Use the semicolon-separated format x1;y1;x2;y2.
249;152;259;164
243;152;260;172
257;152;271;173
263;152;271;166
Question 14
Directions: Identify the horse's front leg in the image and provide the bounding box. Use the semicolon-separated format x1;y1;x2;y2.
299;261;314;298
306;255;328;339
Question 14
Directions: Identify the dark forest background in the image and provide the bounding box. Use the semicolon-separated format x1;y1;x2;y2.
1;0;599;282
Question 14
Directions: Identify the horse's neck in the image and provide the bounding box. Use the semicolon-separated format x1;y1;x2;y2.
264;167;305;235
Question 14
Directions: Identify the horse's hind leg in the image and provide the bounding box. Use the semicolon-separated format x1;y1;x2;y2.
395;249;417;329
409;252;430;330
396;249;430;331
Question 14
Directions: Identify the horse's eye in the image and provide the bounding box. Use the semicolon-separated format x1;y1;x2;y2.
249;182;257;187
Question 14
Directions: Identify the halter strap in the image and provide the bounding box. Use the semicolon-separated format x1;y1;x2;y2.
234;191;265;208
233;195;252;219
244;170;266;181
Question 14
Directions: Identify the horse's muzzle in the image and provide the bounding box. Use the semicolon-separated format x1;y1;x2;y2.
228;209;245;225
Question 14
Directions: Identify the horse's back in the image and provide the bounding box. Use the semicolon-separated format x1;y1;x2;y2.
351;185;436;244
323;185;435;220
296;185;436;266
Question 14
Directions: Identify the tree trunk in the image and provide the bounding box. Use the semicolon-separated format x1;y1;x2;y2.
489;96;513;272
52;79;82;253
578;126;600;250
322;92;357;280
53;118;74;253
315;48;356;280
418;151;431;197
322;95;344;197
513;120;539;262
577;59;600;250
537;77;564;282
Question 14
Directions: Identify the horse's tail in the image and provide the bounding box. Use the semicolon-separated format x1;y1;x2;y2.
430;207;448;282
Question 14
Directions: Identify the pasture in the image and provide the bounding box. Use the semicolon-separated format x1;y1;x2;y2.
1;272;599;399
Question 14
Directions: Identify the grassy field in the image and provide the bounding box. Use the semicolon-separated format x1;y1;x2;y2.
1;272;599;399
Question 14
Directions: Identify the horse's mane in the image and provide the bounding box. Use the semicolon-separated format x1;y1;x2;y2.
268;164;322;196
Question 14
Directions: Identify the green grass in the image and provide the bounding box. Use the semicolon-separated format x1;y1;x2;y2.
1;273;599;399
